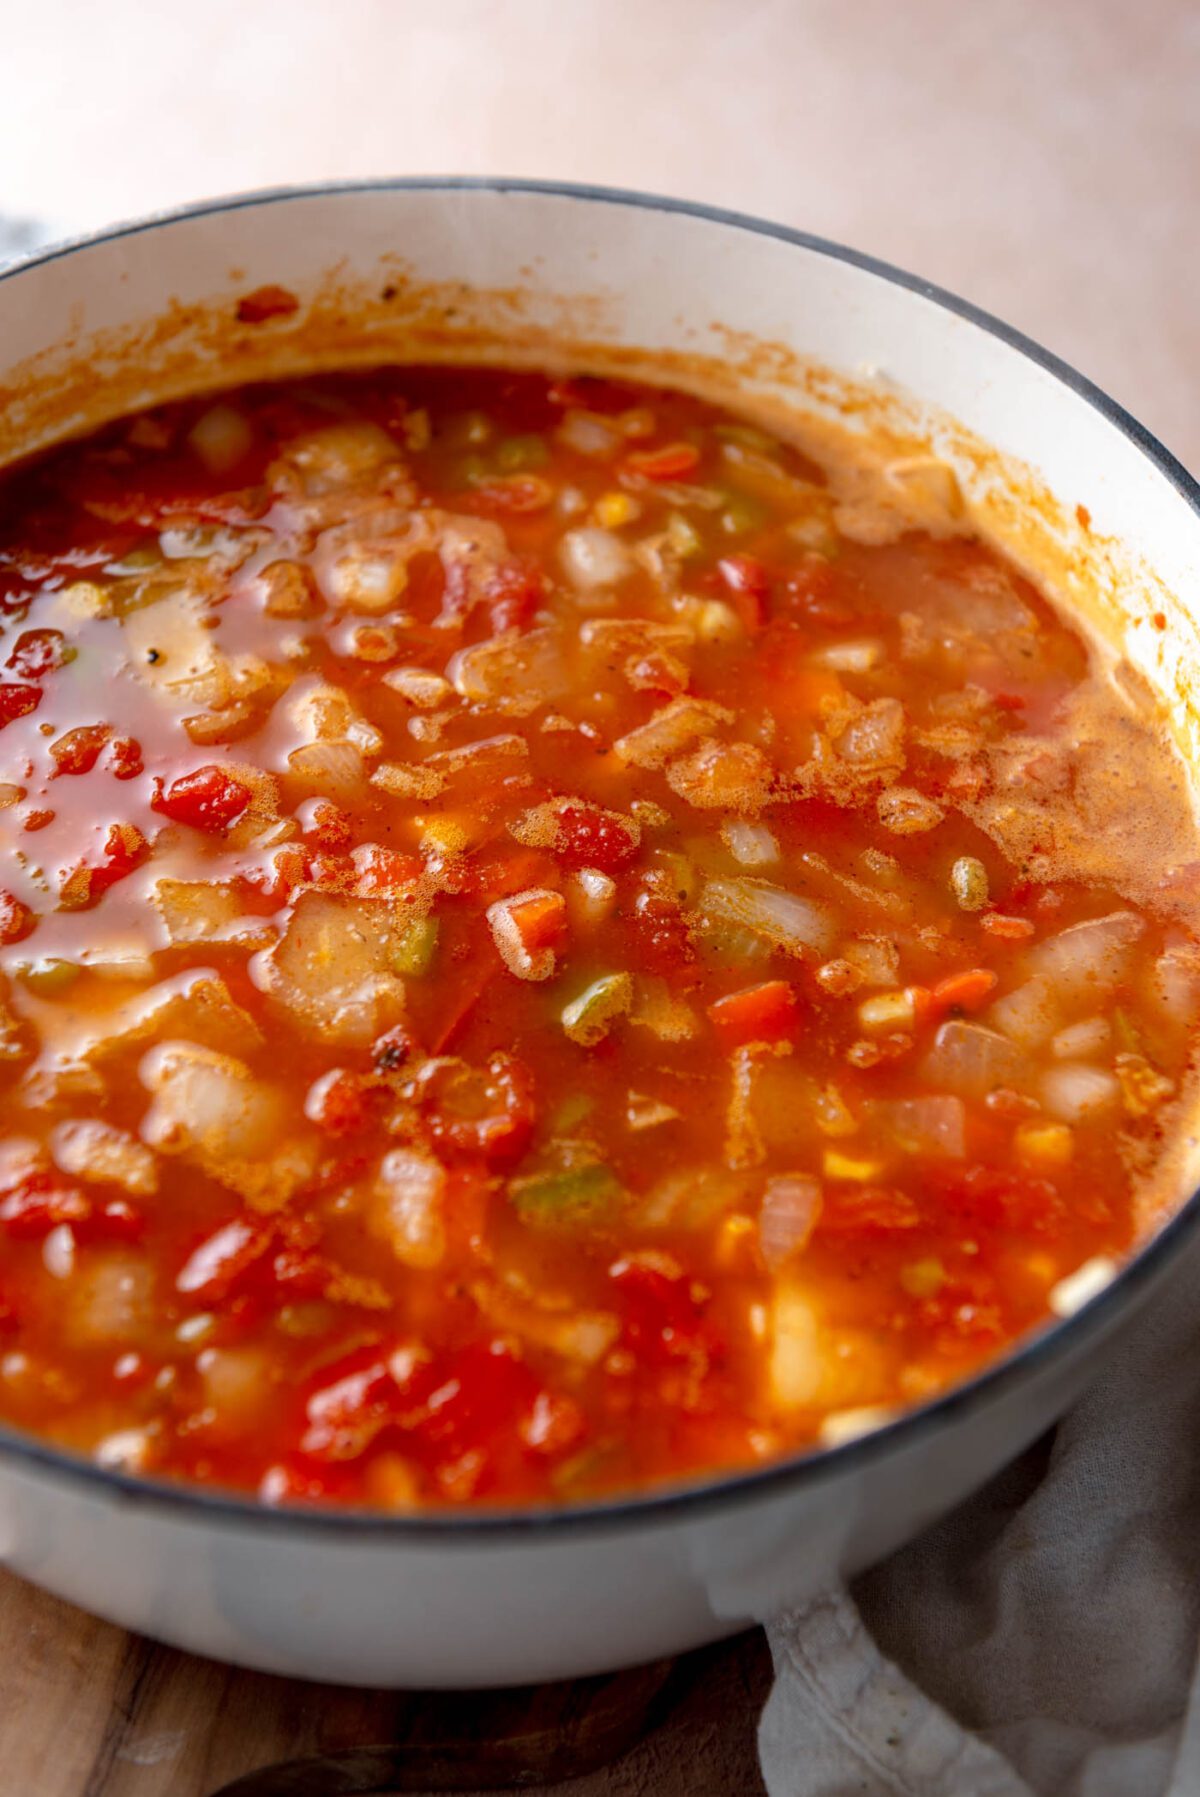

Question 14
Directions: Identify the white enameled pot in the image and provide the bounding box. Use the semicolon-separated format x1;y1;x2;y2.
1;182;1199;1688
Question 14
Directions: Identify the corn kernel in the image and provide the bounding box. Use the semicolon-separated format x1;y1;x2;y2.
594;490;641;529
900;1257;945;1298
823;1148;886;1182
416;813;471;853
715;1212;757;1268
857;989;916;1031
1015;1121;1074;1169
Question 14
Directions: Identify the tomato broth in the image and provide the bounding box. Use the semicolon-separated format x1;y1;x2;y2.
0;365;1194;1509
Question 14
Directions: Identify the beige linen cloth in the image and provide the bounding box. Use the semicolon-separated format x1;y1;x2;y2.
759;1269;1200;1797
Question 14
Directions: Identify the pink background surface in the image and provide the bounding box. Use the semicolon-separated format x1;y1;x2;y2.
6;0;1198;471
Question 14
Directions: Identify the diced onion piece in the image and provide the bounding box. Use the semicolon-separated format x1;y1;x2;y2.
95;1428;155;1473
989;977;1061;1048
1028;911;1145;999
722;820;780;867
265;891;407;1045
769;1279;822;1409
558;526;633;591
614;696;735;769
374;1148;447;1269
561;973;633;1047
626;1091;681;1132
876;787;945;835
874;1096;965;1158
471;1277;619;1365
1051;1016;1110;1060
810;639;884;674
288;739;367;801
371;761;445;801
1151;943;1200;1026
447;629;565;713
629;976;699;1041
557;411;621;458
382;666;453;709
64;1253;153;1346
567;867;618;929
1040;1062;1121;1125
327;544;410;614
922;1020;1022;1097
818;1405;895;1449
487;888;566;981
666;738;774;813
843;936;900;988
187;405;254;475
759;1174;822;1271
153;878;272;948
857;989;916;1031
199;1346;274;1431
51;1120;159;1195
701;877;836;959
1049;1255;1118;1317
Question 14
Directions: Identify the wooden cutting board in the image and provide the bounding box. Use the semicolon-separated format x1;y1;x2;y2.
0;1565;770;1796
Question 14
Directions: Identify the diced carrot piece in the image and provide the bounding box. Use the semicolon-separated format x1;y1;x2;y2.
625;442;701;481
929;968;998;1018
508;890;567;953
980;913;1036;940
708;980;799;1050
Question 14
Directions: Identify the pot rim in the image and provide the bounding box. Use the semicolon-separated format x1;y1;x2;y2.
1;175;1198;1542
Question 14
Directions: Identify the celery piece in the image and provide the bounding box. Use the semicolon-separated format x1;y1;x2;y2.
719;492;767;535
19;958;81;995
552;1092;596;1132
495;433;549;473
510;1162;623;1225
561;972;633;1047
392;916;439;978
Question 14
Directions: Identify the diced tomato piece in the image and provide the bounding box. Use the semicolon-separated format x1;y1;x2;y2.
107;735;144;781
817;1187;923;1234
50;723;112;776
520;1389;586;1458
236;284;300;324
553;803;638;872
7;629;72;677
301;1347;416;1462
76;1198;146;1244
0;891;32;945
421;1052;536;1166
505;889;567;954
708;980;798;1050
153;765;253;833
353;844;424;896
0;683;42;727
175;1214;276;1302
625;442;701;481
0;1173;91;1238
716;555;771;632
928;968;998;1019
609;1254;713;1367
61;821;150;909
467;474;554;516
626;889;698;986
304;1069;372;1137
930;1164;1064;1235
418;1340;535;1460
302;800;353;853
260;1459;352;1505
485;561;545;635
